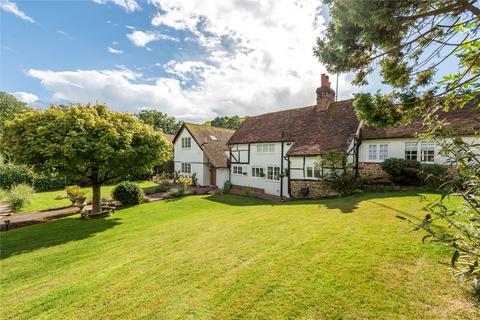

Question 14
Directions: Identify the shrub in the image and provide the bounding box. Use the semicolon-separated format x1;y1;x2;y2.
112;181;144;206
381;158;420;185
322;171;364;196
223;181;232;193
191;172;198;186
156;182;173;193
151;172;171;184
7;184;34;212
167;187;186;198
316;150;364;196
0;188;8;201
0;162;35;189
65;185;86;205
419;164;448;188
243;187;252;197
177;176;193;190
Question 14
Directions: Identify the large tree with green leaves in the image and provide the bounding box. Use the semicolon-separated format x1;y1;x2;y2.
0;92;31;131
136;109;181;134
1;104;171;213
205;115;246;130
314;0;479;126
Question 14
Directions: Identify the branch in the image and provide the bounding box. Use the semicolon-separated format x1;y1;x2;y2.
403;2;467;21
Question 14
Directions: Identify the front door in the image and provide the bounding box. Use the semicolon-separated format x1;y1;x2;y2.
210;166;216;186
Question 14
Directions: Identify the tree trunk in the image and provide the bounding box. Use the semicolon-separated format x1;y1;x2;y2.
91;180;102;214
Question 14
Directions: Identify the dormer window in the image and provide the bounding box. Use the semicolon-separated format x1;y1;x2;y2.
181;137;191;149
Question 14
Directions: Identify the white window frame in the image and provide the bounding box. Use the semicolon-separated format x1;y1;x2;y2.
181;137;191;149
181;162;191;174
379;144;389;161
257;143;275;153
266;166;280;181
404;141;418;161
232;165;243;175
251;167;264;178
368;144;378;161
305;166;321;179
420;141;435;163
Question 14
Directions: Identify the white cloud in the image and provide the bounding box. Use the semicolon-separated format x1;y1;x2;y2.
125;25;135;29
57;30;70;36
126;30;178;47
92;0;140;12
0;0;35;23
108;47;123;54
27;1;360;122
11;91;39;104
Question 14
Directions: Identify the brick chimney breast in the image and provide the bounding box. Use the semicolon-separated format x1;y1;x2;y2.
316;74;335;112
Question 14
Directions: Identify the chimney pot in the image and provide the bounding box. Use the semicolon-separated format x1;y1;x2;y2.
316;74;335;112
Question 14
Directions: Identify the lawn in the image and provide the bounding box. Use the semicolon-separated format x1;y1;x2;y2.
1;192;478;319
20;180;158;213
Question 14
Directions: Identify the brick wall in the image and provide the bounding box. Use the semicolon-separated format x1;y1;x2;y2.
358;162;388;179
290;180;336;198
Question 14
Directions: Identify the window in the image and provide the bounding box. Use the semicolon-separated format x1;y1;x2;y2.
368;144;377;161
252;167;264;178
379;144;389;161
181;137;191;148
306;167;321;178
209;135;217;141
420;141;435;162
405;142;418;160
181;163;191;174
232;165;243;175
257;143;275;153
267;166;280;181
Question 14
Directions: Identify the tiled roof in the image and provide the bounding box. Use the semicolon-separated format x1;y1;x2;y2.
362;103;480;139
177;123;234;168
228;99;360;156
163;133;175;143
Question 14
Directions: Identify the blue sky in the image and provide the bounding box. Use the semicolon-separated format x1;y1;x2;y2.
0;0;462;122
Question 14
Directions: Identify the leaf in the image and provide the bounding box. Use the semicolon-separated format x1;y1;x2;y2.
451;250;460;267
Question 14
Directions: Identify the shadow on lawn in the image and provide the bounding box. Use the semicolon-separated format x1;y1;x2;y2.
0;217;121;259
205;191;427;214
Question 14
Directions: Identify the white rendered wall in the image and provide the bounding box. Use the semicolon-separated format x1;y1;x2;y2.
173;128;209;186
216;168;229;189
229;142;292;196
358;136;479;164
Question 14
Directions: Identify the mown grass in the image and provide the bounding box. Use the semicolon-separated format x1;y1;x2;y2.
20;181;157;213
1;192;478;319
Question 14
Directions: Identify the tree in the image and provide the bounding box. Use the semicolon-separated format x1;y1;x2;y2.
315;0;480;294
314;0;479;126
206;115;246;129
1;104;171;213
136;109;181;134
0;92;31;131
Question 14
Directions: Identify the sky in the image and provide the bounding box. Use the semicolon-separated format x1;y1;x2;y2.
2;0;392;122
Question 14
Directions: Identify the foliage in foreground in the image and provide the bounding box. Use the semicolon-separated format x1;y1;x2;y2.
398;129;480;295
1;104;171;213
315;0;479;127
112;181;145;206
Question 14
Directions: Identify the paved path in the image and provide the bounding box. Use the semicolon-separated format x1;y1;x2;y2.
0;205;91;231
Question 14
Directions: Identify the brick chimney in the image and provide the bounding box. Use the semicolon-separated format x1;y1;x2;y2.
316;74;335;112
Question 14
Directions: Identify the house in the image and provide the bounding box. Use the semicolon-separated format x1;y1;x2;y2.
172;123;234;187
227;74;480;198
